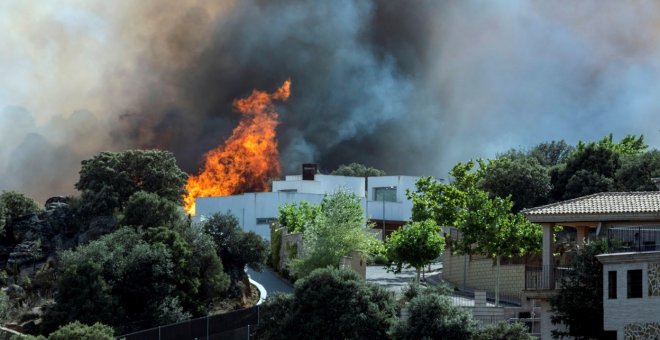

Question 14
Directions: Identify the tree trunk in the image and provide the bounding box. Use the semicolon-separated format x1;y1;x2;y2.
416;267;421;286
495;255;501;307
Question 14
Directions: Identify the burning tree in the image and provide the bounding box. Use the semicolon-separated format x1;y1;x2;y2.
184;80;291;214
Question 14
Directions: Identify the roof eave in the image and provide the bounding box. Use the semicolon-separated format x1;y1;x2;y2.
525;212;660;224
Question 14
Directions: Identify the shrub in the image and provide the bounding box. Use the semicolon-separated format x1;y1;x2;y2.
392;293;476;339
472;321;532;340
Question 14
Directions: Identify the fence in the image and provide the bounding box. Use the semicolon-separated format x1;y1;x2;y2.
120;306;260;340
607;226;660;253
524;265;572;290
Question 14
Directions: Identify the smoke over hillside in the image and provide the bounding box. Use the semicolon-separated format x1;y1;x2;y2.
2;0;660;202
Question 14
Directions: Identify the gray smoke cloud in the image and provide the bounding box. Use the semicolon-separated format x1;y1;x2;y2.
2;0;660;202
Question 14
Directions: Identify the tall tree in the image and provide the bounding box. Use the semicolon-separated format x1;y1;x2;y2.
0;190;41;227
202;212;269;297
331;162;386;177
550;239;608;339
75;150;187;212
292;190;374;277
528;140;574;167
411;162;541;305
479;157;551;211
386;219;444;285
122;191;183;229
615;150;660;191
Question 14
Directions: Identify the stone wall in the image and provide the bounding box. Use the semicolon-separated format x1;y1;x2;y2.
648;262;660;297
443;252;525;298
624;322;660;339
279;230;302;271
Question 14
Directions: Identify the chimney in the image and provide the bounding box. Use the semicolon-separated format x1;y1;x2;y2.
302;163;318;181
652;177;660;190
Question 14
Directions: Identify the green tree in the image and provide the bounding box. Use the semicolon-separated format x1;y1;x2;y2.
479;157;551;211
75;150;187;212
292;190;374;277
472;321;533;340
277;201;321;233
550;143;620;201
412;162;541;306
386;219;444;284
42;227;202;334
256;267;398;340
615;150;660;191
528;140;574;167
392;293;476;339
48;321;114;340
576;133;647;157
122;191;183;229
550;239;608;339
0;190;41;227
202;212;269;296
331;162;386;177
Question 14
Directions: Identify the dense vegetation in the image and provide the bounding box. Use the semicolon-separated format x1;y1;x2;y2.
0;150;268;337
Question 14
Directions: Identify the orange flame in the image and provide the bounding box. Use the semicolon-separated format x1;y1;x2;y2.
184;80;291;214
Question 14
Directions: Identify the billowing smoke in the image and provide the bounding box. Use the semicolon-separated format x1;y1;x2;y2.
2;0;660;202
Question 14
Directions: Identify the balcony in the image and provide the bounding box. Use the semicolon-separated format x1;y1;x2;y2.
524;265;573;291
607;226;660;254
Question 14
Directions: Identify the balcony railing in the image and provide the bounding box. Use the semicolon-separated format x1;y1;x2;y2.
525;265;573;290
607;226;660;253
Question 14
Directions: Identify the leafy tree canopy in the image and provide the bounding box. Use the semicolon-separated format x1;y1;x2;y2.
392;293;476;340
292;190;374;277
75;150;187;212
576;133;647;157
14;321;115;340
201;212;269;296
386;219;444;284
615;150;660;191
122;191;183;229
550;239;608;339
277;201;321;233
331;162;386;177
479;156;551;211
528;140;574;167
0;190;41;227
257;267;398;340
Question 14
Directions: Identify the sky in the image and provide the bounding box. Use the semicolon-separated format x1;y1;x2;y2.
1;0;660;202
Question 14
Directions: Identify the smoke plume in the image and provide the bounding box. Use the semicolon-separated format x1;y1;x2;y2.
2;0;660;202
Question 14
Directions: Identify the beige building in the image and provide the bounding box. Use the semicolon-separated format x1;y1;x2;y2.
522;191;660;340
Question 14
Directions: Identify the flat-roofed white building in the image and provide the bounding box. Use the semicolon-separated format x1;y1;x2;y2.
194;164;422;240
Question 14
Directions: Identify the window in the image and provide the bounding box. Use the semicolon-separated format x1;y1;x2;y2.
608;271;617;299
374;187;397;202
256;218;278;225
627;269;642;298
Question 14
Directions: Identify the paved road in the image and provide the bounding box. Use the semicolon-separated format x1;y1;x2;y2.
366;262;443;294
247;267;294;298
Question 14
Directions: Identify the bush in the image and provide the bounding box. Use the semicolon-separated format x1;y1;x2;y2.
12;321;114;340
256;267;398;339
392;293;476;339
472;321;532;340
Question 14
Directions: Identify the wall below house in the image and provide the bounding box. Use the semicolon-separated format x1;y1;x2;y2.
602;259;660;340
443;252;525;299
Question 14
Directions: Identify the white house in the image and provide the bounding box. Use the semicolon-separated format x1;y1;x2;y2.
194;164;421;240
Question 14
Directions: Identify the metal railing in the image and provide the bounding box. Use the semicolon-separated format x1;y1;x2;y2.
607;226;660;253
524;265;572;290
120;306;259;340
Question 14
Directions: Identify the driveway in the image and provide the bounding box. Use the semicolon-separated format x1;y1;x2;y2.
247;267;294;297
366;262;443;294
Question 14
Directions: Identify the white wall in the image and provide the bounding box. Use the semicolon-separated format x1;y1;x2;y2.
272;174;365;197
602;260;660;338
365;176;419;222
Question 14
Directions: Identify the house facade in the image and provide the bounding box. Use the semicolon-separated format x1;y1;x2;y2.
598;240;660;339
194;166;420;240
522;190;660;340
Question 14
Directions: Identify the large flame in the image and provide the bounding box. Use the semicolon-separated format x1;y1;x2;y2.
184;80;291;214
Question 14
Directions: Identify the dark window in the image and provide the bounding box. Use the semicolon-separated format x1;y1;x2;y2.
627;269;643;298
256;218;278;225
608;271;617;299
374;187;397;202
